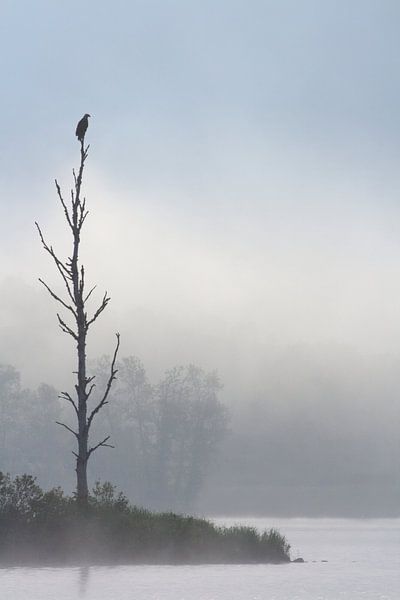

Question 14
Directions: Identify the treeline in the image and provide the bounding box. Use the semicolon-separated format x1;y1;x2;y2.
0;473;290;565
0;359;228;512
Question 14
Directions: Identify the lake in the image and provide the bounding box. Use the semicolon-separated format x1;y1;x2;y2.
1;518;399;599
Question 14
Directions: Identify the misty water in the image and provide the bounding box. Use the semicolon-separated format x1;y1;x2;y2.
1;518;398;600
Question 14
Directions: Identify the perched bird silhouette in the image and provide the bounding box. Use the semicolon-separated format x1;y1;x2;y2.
75;113;91;142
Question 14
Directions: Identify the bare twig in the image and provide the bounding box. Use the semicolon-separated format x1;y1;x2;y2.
57;313;78;340
87;333;120;430
36;222;70;276
55;180;73;229
36;222;75;305
87;435;114;458
86;292;110;328
83;285;97;304
56;421;78;438
59;391;78;416
86;383;96;400
38;278;76;316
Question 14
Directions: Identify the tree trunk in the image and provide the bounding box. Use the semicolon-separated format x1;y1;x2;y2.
73;145;89;506
37;132;120;511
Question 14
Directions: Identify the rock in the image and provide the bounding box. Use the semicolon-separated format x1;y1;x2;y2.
292;557;305;563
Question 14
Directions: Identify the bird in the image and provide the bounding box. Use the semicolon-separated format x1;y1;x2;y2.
75;113;91;142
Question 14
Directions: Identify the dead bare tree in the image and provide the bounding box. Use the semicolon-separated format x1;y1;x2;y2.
36;128;120;507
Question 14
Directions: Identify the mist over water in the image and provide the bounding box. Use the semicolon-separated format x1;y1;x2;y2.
1;518;399;600
0;267;398;515
0;0;399;518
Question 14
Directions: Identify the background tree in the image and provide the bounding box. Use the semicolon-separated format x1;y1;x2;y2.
36;131;119;507
0;364;67;486
153;365;228;510
90;357;229;511
0;365;21;472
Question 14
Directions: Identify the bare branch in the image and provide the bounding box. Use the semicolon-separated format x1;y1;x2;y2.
78;198;89;228
38;278;76;316
55;179;73;229
87;435;114;459
59;391;78;416
35;222;71;277
36;222;75;305
57;313;78;340
80;210;89;228
86;383;96;400
83;284;96;304
86;291;110;328
56;421;78;438
87;333;120;430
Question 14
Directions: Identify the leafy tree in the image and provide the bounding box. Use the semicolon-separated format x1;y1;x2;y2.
0;365;22;472
91;357;228;511
154;365;228;510
0;364;68;488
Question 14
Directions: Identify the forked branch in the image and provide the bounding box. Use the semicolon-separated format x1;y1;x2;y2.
59;391;78;416
86;292;110;328
87;333;120;430
87;435;114;458
57;313;78;340
36;222;75;305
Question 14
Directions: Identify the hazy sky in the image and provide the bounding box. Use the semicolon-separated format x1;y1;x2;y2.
1;0;400;390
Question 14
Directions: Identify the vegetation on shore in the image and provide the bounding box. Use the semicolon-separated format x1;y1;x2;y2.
0;473;290;565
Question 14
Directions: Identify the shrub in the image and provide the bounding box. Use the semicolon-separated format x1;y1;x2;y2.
0;473;290;565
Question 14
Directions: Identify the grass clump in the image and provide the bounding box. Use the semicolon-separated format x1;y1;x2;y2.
0;473;290;565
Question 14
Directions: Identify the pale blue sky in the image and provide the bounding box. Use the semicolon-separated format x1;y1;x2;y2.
2;0;400;197
1;1;400;383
